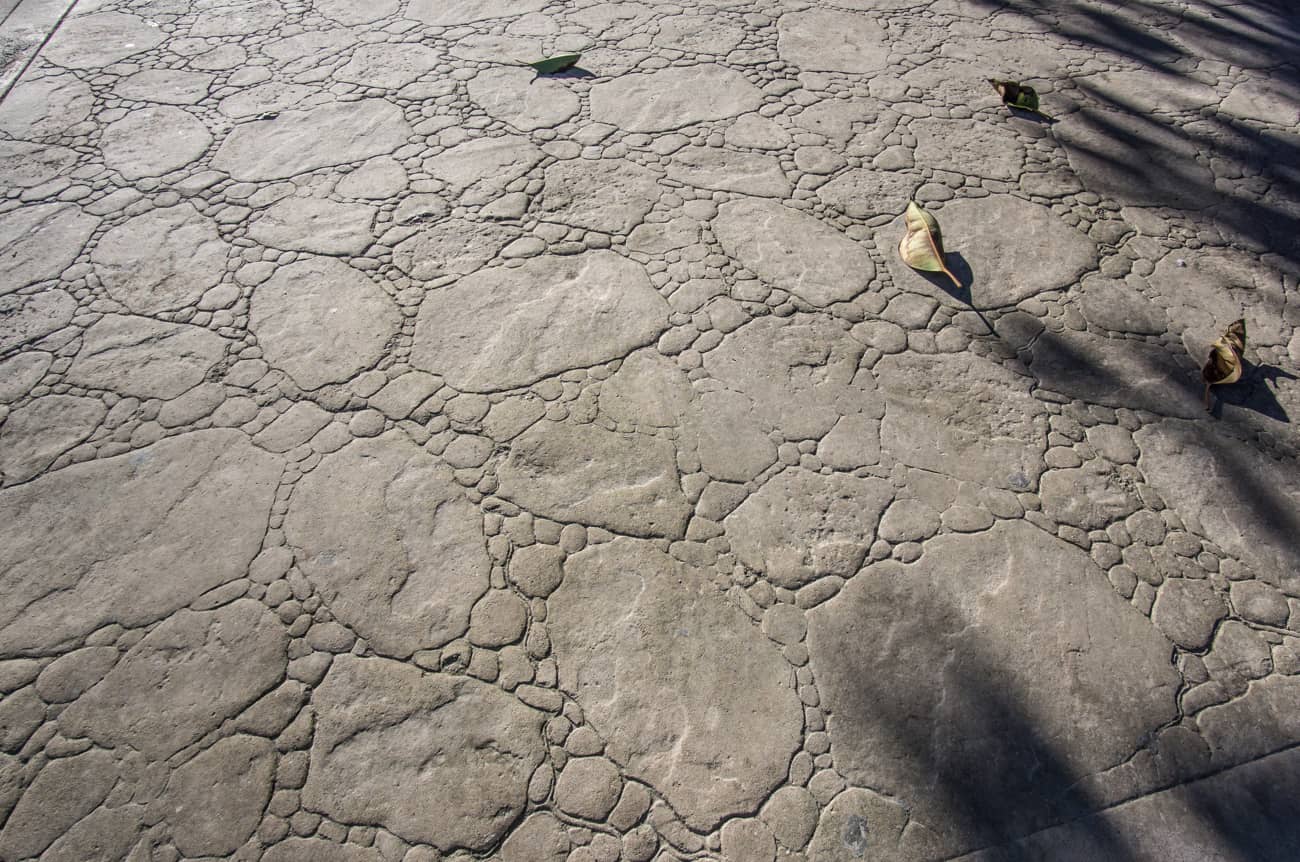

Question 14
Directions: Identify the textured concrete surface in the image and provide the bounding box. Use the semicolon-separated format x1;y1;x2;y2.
1;0;1299;860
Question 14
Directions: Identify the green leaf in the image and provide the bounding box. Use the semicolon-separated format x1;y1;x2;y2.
527;53;581;75
989;78;1051;117
898;201;961;288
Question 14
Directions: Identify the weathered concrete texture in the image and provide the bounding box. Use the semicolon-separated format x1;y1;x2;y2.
551;539;803;830
809;521;1181;856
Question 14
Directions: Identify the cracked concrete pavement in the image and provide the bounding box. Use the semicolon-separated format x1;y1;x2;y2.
1;0;1299;859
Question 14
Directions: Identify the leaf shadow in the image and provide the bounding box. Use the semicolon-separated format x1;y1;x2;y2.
1210;360;1295;423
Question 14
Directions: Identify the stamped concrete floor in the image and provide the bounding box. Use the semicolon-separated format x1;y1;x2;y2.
2;0;1300;860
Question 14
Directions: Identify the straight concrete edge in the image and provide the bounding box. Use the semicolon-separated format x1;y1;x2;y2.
0;0;81;99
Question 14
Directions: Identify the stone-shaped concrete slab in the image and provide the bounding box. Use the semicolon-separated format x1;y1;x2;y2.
92;203;228;314
726;468;894;588
551;538;803;830
114;69;214;104
212;99;412;181
0;289;76;353
467;66;580;131
1136;419;1300;583
538;158;660;234
284;433;490;658
666;147;792;198
164;734;276;856
496;420;692;539
876;352;1046;489
335;43;441;89
1076;276;1166;334
315;0;398;24
100;106;212;180
0;431;280;655
426;134;543;202
713;199;875;307
303;654;546;851
391;218;517;279
0;141;78;189
911;118;1026;181
589;65;763;133
0;204;97;293
406;0;546;26
0;74;94;138
808;521;1181;855
1145;247;1287;349
0;394;105;484
778;8;888;73
59;598;288;759
67;314;227;399
411;251;669;392
247;197;377;256
884;196;1098;309
817;168;918;221
41;12;166;69
249;256;400;390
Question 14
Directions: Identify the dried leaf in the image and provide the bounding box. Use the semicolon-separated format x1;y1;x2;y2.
898;200;961;288
527;53;581;75
989;79;1050;117
1201;318;1246;409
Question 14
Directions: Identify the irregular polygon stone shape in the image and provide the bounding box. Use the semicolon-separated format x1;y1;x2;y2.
468;66;580;131
114;69;214;104
704;314;875;440
1137;420;1300;585
189;0;284;36
0;394;105;483
912;118;1026;182
666;147;791;198
0;74;94;138
92;203;228;314
336;43;441;89
35;804;141;862
883;196;1097;310
496;421;691;539
500;812;569;862
35;646;119;703
1028;330;1203;419
411;251;669;392
1076;276;1166;334
727;469;893;588
336;156;407;199
778;9;888;73
689;389;778;483
219;82;318;119
0;431;281;655
554;756;622;820
0;140;78;188
264;838;383;862
426;135;543;198
654;15;745;53
1196;675;1300;767
303;655;546;851
212;99;412;181
0;688;42;753
67;314;226;399
0;289;76;353
285;434;490;658
1145;247;1287;349
539;159;660;234
0;748;117;860
1056;108;1216;209
0;203;99;294
589;65;763;133
250;256;401;390
315;0;397;24
41;12;166;68
808;787;916;862
406;0;546;25
165;734;276;856
60;599;288;759
0;353;51;403
807;521;1181;856
713;198;874;307
551;538;803;830
875;352;1046;490
248;197;377;256
599;348;692;429
392;218;517;279
100;106;212;180
1039;465;1142;530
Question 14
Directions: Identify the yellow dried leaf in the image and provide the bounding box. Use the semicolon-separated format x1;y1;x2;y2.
1201;318;1246;409
898;201;960;288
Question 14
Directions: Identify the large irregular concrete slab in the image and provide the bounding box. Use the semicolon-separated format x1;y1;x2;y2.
875;351;1047;489
100;106;212;180
0;74;94;138
884;196;1098;309
467;66;580;131
0;289;76;353
163;734;276;856
405;0;546;26
0;140;78;189
538;158;660;234
666;147;792;197
212;99;412;181
59;598;288;758
114;68;214;104
0;394;105;484
0;204;99;294
0;430;281;654
1144;247;1288;348
91;203;228;314
335;42;440;89
411;251;669;392
808;521;1181;855
777;8;889;73
551;538;803;830
425;135;543;201
726;469;894;588
66;314;227;399
496;420;691;539
303;654;546;851
247;197;377;256
41;12;166;69
250;256;401;390
1136;419;1300;584
589;65;763;133
713;199;875;307
391;218;517;279
284;433;490;658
